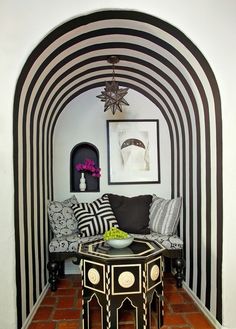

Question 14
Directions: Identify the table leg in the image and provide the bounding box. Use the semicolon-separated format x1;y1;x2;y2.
109;304;118;329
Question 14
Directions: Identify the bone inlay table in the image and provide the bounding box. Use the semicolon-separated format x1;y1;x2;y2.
78;238;165;329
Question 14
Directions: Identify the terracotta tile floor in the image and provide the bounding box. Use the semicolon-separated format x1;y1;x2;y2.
28;273;215;329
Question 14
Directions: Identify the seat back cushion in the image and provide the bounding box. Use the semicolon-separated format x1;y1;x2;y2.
48;195;78;237
149;195;182;235
107;193;152;234
72;194;119;237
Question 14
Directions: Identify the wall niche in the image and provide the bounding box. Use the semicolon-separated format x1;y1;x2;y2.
70;142;100;192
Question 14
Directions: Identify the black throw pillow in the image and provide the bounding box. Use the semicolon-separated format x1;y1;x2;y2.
107;193;152;234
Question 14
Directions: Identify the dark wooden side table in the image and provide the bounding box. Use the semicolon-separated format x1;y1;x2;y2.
78;238;165;329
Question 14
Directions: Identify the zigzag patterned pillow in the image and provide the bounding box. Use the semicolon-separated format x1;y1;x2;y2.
72;195;119;237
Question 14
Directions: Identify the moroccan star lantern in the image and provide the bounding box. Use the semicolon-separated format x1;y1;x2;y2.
96;56;129;115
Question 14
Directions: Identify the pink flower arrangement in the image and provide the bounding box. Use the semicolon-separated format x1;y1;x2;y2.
75;158;101;177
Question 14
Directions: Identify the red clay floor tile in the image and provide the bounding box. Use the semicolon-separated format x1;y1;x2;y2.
57;321;80;329
179;291;195;303
165;292;186;304
171;303;199;313
57;296;75;308
72;280;81;288
52;288;77;296
41;296;57;306
57;278;73;289
28;323;56;329
163;312;187;326
33;306;54;321
28;273;216;329
53;309;81;320
164;282;178;292
185;313;215;329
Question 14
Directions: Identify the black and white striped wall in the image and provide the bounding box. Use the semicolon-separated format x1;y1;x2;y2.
13;10;222;328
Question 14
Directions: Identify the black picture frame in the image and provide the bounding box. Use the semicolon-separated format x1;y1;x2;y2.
107;120;160;184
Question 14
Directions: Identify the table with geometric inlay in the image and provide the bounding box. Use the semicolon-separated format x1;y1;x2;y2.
78;238;165;329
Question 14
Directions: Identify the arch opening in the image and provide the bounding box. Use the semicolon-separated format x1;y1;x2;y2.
13;9;222;328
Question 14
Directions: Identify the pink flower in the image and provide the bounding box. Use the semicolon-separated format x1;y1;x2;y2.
75;158;101;177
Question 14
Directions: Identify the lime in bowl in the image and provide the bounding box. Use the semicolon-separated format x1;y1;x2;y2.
103;227;134;249
106;235;134;249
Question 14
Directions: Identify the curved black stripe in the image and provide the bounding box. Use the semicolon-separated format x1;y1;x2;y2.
13;70;30;321
191;70;211;306
22;136;30;316
213;89;223;323
29;131;37;302
36;139;43;291
13;90;23;328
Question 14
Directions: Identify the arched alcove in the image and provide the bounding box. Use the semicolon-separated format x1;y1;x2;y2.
13;9;222;328
70;142;100;192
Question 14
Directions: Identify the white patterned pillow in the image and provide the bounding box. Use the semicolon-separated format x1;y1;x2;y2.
149;195;182;235
48;195;78;237
72;194;119;237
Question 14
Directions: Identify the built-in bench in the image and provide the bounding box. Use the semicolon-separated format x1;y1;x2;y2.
47;194;185;291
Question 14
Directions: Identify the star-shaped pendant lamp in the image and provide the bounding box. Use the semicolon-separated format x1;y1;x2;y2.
97;56;129;115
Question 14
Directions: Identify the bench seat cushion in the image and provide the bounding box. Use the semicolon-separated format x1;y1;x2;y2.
49;231;183;253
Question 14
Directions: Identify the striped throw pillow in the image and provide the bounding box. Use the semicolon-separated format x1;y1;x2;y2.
72;194;119;237
149;195;182;235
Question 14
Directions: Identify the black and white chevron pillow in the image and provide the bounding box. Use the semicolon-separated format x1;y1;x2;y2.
72;195;119;237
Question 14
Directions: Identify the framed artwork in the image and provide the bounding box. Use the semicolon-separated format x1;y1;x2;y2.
107;120;160;184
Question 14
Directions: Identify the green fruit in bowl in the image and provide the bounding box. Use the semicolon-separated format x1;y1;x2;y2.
103;227;129;240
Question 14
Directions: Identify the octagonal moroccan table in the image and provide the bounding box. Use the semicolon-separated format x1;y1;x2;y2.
78;238;165;329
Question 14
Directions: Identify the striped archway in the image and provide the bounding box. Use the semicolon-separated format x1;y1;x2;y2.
13;10;222;328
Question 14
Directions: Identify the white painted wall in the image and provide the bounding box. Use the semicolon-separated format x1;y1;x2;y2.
54;88;171;276
53;88;171;202
0;1;235;328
